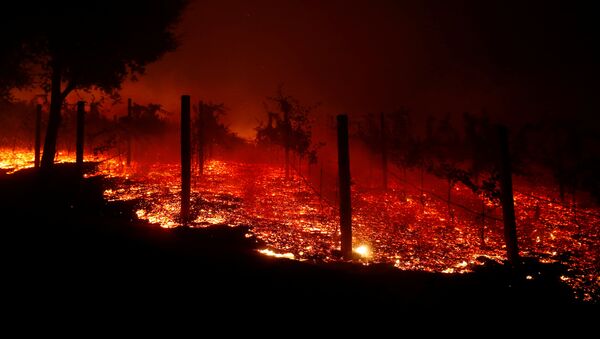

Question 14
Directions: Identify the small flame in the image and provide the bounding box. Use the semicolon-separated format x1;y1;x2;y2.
354;244;370;258
2;148;597;302
258;249;295;260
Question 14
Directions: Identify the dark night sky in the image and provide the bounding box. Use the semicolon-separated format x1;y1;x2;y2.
116;0;599;138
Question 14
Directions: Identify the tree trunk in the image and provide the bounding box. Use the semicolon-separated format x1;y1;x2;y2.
40;61;63;169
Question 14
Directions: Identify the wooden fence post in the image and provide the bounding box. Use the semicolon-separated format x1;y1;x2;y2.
497;125;520;264
34;104;42;168
76;101;85;169
337;114;352;259
181;95;191;225
380;112;388;190
126;98;132;167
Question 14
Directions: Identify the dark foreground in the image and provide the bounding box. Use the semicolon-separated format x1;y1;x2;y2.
1;164;585;315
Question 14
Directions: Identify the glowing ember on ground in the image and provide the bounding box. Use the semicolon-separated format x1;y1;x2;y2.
354;245;370;258
98;158;599;301
1;148;598;302
0;148;133;176
258;249;296;260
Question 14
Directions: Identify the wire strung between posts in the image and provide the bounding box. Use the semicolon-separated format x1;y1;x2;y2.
512;189;600;219
289;158;337;211
292;155;505;225
388;169;504;222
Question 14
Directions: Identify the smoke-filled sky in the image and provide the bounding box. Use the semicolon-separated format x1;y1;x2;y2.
116;0;599;138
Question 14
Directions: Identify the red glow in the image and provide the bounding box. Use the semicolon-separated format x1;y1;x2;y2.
2;140;599;303
96;155;599;302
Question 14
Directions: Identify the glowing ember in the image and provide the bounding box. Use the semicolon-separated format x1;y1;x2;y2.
102;159;599;302
354;244;370;258
1;148;598;302
0;148;134;176
258;249;295;260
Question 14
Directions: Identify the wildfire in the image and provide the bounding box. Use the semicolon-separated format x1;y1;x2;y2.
258;249;295;260
354;244;370;258
0;148;134;176
103;158;599;302
1;148;598;302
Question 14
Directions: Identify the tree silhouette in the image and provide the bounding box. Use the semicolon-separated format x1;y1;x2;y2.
85;101;119;157
117;102;170;163
0;100;36;149
0;24;32;101
355;112;381;154
256;88;320;177
386;108;413;168
2;0;188;169
0;53;29;102
194;101;232;174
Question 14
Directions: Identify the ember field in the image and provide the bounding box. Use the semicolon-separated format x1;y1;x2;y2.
1;148;599;303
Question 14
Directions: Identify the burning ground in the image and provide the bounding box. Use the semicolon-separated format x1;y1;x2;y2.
101;157;598;303
1;148;598;304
